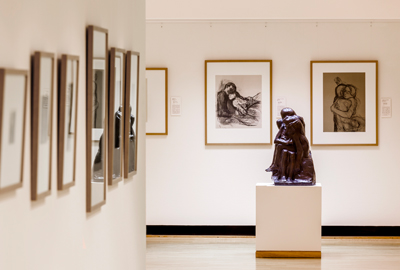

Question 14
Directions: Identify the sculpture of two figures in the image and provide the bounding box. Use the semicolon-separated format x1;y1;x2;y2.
266;108;316;186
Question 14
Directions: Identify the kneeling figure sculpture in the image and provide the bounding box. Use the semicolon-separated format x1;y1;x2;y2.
266;108;316;186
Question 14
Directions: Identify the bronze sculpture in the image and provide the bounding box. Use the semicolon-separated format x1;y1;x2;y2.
266;108;316;186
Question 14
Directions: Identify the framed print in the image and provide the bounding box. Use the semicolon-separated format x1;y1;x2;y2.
31;51;54;200
310;61;378;146
0;69;28;194
145;68;168;135
58;55;79;190
108;48;125;185
86;25;108;212
124;51;140;177
205;60;272;145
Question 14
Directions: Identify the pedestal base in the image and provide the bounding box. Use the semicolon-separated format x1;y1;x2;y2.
256;183;322;258
256;251;321;258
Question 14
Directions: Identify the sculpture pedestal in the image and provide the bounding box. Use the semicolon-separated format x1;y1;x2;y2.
256;183;321;258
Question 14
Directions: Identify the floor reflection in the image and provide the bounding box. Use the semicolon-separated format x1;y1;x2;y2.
147;237;400;270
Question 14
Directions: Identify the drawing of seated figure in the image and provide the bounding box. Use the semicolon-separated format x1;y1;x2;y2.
266;108;316;185
216;81;261;127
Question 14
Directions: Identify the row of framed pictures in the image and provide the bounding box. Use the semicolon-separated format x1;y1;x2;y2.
0;53;79;199
0;25;141;214
205;60;378;146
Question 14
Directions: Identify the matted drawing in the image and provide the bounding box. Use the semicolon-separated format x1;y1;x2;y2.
311;61;378;146
205;60;272;145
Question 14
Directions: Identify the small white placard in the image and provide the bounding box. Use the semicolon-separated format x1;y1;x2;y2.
276;97;286;118
171;97;181;116
381;98;392;118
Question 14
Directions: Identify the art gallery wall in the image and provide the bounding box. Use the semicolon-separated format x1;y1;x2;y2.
146;21;400;226
0;0;146;269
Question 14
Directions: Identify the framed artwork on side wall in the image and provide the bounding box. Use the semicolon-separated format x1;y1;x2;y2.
205;60;272;145
124;51;140;177
86;25;108;212
0;69;28;194
58;54;79;190
146;68;168;135
310;61;378;146
31;51;55;200
108;48;125;185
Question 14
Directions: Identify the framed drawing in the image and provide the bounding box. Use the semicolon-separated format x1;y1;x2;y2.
124;51;140;177
31;51;54;200
108;48;125;185
205;60;272;145
0;69;28;194
310;61;378;146
58;55;79;190
86;25;108;212
146;68;168;135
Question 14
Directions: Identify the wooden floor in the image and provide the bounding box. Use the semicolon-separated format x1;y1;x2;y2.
147;236;400;270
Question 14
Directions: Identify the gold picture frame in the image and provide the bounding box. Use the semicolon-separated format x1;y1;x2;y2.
31;51;55;200
205;60;272;145
146;68;168;135
108;48;125;185
124;51;140;177
58;54;79;190
310;61;378;146
86;25;108;212
0;69;28;194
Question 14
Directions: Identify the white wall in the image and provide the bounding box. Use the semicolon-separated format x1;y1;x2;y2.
146;21;400;226
147;0;400;20
0;0;146;269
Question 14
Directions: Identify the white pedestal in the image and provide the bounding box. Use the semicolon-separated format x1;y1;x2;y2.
256;183;321;258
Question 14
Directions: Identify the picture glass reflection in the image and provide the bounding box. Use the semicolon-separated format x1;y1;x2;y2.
112;52;123;179
128;54;138;173
90;29;106;207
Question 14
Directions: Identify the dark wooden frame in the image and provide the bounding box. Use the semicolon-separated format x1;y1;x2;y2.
58;54;79;190
86;25;108;212
204;60;273;145
0;69;28;194
145;68;168;135
108;48;125;185
124;51;140;177
31;51;55;200
310;60;378;146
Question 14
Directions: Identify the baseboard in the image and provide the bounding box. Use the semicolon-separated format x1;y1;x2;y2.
147;225;255;236
322;226;400;236
146;225;400;237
